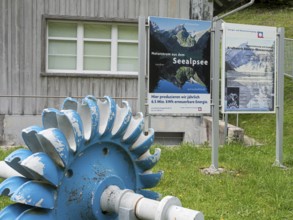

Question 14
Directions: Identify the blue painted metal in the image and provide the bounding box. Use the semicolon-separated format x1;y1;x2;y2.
4;149;34;179
21;126;44;153
0;96;162;219
11;181;56;209
0;204;31;220
36;128;71;168
0;176;28;196
17;208;54;220
21;152;61;186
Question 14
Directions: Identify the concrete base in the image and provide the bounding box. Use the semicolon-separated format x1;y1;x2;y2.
145;115;207;144
0;115;42;146
0;114;245;147
204;116;244;145
146;115;245;145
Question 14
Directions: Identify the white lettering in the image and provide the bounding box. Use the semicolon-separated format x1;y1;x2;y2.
173;58;209;66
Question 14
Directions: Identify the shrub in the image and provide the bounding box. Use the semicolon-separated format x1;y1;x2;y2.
255;0;293;7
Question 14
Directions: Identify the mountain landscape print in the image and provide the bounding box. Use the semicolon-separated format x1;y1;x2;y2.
222;23;276;113
149;17;211;94
225;42;275;73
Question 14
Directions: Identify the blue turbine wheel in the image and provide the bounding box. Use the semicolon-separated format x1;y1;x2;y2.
0;96;163;220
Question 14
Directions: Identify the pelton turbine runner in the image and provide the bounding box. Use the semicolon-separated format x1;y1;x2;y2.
0;96;203;220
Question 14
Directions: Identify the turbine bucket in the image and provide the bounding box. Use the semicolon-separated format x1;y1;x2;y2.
0;95;204;219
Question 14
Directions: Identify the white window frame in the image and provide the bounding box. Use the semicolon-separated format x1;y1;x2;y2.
46;20;139;76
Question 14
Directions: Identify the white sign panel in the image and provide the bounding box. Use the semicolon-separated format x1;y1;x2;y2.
222;23;277;113
149;93;210;114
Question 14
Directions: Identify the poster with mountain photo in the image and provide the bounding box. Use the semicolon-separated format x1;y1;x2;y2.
222;23;277;113
148;16;211;114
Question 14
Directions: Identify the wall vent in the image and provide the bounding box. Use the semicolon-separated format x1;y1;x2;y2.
154;132;184;146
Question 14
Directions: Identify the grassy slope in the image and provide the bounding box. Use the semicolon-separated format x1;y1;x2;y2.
223;6;293;152
153;143;293;220
154;6;293;220
223;6;293;149
223;6;293;38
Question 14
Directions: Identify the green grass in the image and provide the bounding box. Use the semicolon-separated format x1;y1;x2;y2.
152;143;293;220
223;6;293;38
1;4;293;220
1;143;293;219
223;6;293;147
153;6;293;219
228;78;293;147
0;189;11;208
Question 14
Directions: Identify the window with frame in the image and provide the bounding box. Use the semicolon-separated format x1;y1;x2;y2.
47;20;139;75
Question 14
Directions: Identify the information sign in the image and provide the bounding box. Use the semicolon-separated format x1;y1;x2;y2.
148;16;211;114
222;23;277;113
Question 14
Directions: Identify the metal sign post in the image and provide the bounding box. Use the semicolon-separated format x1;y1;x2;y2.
274;27;285;167
206;0;255;173
138;16;147;115
210;18;222;171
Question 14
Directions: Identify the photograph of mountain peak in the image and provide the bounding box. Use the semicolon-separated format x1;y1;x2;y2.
149;17;211;94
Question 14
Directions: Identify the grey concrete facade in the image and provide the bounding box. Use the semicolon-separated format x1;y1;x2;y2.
0;1;249;148
0;115;42;146
146;115;207;144
0;114;244;147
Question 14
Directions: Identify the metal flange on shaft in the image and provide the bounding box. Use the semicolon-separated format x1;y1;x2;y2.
0;96;204;220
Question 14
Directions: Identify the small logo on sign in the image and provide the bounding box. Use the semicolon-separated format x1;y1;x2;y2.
257;32;264;38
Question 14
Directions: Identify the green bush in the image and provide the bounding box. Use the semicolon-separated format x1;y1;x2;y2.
255;0;293;7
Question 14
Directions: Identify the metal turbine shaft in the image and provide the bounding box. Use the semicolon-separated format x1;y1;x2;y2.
0;96;163;219
100;185;204;220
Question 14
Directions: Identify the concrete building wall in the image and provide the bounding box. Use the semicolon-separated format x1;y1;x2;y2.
0;0;191;116
0;1;246;147
0;114;245;147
